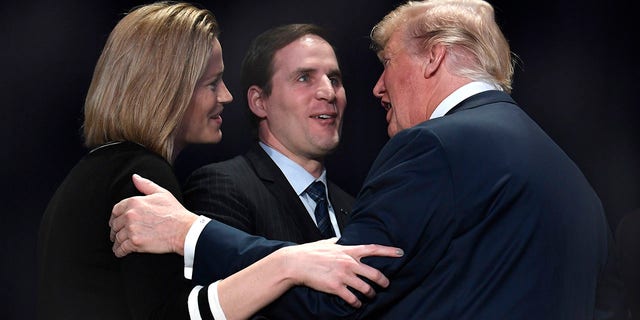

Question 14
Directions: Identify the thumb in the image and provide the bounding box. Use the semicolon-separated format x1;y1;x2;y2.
132;174;169;195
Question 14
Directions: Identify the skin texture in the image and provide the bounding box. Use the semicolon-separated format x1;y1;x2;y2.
110;174;404;319
373;29;467;137
108;30;404;320
173;38;233;156
248;34;346;177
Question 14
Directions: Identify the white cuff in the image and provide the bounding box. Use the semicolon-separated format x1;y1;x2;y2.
208;281;227;320
184;215;211;279
187;285;204;320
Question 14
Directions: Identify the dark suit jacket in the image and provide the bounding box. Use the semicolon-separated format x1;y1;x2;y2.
37;142;191;319
183;143;353;243
191;91;611;319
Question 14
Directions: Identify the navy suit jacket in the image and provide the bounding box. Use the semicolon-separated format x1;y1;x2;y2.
192;90;610;319
183;144;353;243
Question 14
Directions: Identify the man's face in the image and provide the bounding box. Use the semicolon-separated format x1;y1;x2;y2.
259;35;346;162
373;30;428;137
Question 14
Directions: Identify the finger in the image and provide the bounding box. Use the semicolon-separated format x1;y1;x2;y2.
114;230;121;245
348;244;404;260
132;174;170;195
109;209;126;235
353;263;390;288
113;241;126;258
113;236;133;258
111;199;128;220
334;287;362;308
112;235;123;257
113;228;128;248
343;276;375;299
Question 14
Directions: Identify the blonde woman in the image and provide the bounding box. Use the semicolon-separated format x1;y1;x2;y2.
36;2;402;319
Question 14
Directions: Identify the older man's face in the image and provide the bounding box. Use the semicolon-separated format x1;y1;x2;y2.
372;30;430;137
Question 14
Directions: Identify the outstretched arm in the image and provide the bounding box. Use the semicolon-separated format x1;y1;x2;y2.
217;238;403;319
110;174;403;319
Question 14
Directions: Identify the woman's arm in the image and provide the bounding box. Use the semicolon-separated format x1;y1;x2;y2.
217;239;403;319
110;174;404;319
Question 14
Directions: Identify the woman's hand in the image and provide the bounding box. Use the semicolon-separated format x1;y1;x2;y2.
278;238;403;307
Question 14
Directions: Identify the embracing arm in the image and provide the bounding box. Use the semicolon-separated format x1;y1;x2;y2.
110;174;404;319
216;239;402;320
256;128;456;318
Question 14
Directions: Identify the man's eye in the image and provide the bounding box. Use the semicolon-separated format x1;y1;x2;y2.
297;74;309;82
330;77;342;86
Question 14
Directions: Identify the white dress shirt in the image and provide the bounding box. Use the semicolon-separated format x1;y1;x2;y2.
259;142;341;236
182;82;499;318
183;141;343;319
429;81;498;119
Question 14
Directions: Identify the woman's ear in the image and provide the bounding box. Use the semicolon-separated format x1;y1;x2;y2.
247;86;267;118
423;43;446;78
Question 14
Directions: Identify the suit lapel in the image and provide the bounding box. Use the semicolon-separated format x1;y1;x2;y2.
244;144;324;240
327;181;352;229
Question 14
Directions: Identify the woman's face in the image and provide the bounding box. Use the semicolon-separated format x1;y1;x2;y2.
175;38;233;153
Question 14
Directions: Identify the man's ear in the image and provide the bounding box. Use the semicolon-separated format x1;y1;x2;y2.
247;86;267;118
423;44;446;78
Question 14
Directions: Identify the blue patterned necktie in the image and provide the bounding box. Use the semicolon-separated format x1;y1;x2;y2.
306;181;335;238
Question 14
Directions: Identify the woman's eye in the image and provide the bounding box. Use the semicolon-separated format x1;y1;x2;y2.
208;79;220;90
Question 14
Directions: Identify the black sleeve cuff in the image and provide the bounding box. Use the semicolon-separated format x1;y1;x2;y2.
197;285;215;320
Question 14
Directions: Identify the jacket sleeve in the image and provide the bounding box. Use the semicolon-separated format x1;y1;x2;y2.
192;219;294;284
260;127;458;319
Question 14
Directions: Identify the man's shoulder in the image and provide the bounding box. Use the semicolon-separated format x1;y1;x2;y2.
326;179;354;197
182;154;248;187
195;154;251;173
192;144;269;175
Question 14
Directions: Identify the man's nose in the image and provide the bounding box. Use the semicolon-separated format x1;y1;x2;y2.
373;71;386;98
316;76;336;102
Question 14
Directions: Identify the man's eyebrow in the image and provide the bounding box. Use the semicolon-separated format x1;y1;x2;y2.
293;67;314;74
328;69;342;78
291;67;342;79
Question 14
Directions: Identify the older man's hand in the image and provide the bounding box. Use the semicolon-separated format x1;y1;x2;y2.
109;174;198;257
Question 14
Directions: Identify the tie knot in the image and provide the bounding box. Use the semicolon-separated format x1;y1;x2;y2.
306;181;326;203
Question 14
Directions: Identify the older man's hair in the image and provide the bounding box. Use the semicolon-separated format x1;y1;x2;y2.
371;0;515;93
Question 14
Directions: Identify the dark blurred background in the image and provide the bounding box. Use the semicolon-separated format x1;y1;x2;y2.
1;0;637;319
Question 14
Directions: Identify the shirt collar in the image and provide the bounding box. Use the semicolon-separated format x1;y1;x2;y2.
429;81;498;119
259;142;327;195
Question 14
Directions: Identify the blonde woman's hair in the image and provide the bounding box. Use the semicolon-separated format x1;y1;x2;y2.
83;1;219;162
371;0;515;93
